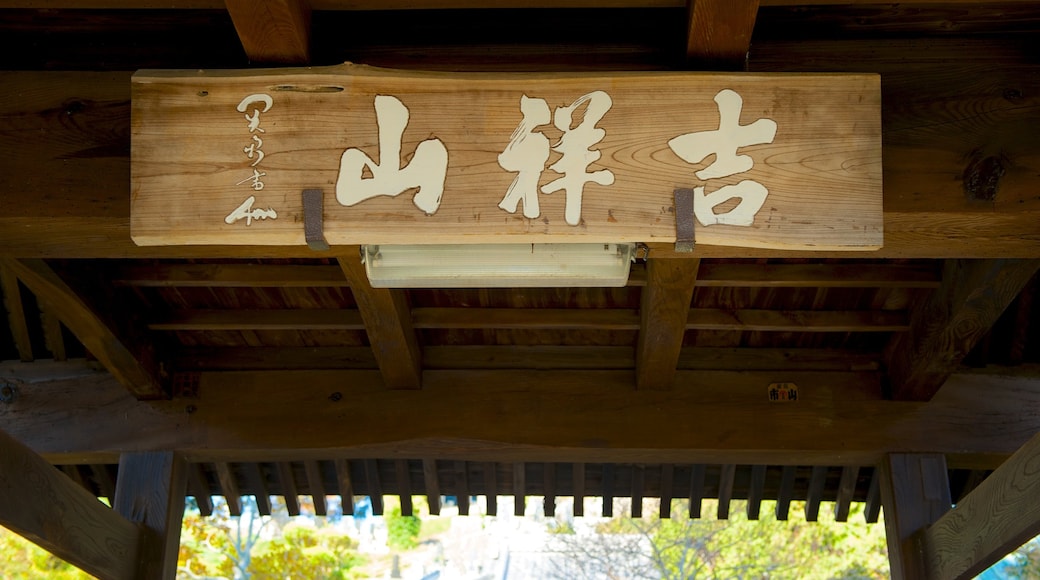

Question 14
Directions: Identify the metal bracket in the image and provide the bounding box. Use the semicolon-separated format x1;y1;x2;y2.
673;188;695;253
303;188;330;251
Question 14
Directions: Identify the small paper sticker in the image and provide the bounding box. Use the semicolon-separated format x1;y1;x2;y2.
768;382;798;402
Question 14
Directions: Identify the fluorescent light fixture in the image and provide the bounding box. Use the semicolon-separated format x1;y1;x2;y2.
362;243;635;288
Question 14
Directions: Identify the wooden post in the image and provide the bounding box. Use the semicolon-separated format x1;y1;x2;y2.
225;0;311;64
879;453;952;580
686;0;760;69
114;452;188;580
0;428;141;579
636;259;699;389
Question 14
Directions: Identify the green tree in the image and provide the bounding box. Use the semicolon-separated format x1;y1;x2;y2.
385;504;422;550
0;526;92;580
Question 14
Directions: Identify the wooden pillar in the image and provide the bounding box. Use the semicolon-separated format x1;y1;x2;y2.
879;453;952;580
114;452;188;580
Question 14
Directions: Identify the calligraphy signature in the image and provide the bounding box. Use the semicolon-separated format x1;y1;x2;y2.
225;195;278;226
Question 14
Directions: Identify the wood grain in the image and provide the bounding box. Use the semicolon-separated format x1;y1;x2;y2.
918;430;1040;580
880;453;951;580
1;266;33;362
226;0;311;65
636;258;699;389
885;259;1040;400
130;64;882;251
686;0;759;69
114;451;187;580
0;427;140;580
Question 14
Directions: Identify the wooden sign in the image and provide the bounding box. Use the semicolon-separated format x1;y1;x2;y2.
131;64;882;250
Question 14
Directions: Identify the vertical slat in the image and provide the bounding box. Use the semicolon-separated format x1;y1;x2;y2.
631;465;645;518
334;459;355;516
747;465;766;521
483;462;497;517
456;461;470;516
423;459;441;516
776;465;796;521
246;463;271;515
544;463;556;517
602;464;614;518
276;462;300;516
364;459;383;516
1;266;33;362
39;302;67;361
225;0;311;64
864;467;882;524
805;466;828;522
187;463;213;517
396;460;413;516
689;464;705;519
304;460;327;516
717;464;736;520
513;462;525;517
659;464;674;519
880;453;952;580
573;463;585;518
339;256;423;389
685;0;760;69
115;452;187;580
835;466;861;522
636;259;700;390
215;462;243;517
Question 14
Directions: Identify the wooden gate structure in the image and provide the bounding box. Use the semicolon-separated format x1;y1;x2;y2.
3;1;1040;578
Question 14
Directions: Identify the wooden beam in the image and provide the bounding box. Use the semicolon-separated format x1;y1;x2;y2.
276;462;300;516
630;464;644;517
1;266;33;362
0;259;167;399
114;452;187;580
775;465;796;520
215;462;243;516
225;0;311;64
636;259;699;390
245;463;272;515
602;463;614;517
659;464;674;519
834;465;860;522
805;465;827;522
396;459;413;516
484;462;498;516
456;460;470;516
364;459;383;515
339;256;422;389
918;430;1040;580
544;462;557;517
685;0;759;69
879;453;951;580
513;462;525;516
0;428;140;580
150;309;365;331
747;464;766;520
423;459;440;516
187;463;213;516
689;464;705;518
717;464;736;519
885;259;1040;400
38;301;67;361
334;459;355;516
304;460;327;516
864;467;882;524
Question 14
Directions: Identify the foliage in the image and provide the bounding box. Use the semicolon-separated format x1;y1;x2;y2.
0;526;92;580
385;504;422;551
1004;537;1040;579
248;523;364;580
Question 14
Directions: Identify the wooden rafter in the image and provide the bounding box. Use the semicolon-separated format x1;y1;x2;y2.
339;256;422;389
0;428;141;580
885;259;1040;401
0;259;167;399
636;259;699;390
0;265;33;362
686;0;760;69
113;452;187;580
879;453;952;580
918;430;1040;579
225;0;311;64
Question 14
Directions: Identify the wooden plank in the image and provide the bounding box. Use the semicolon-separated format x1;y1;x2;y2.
834;465;859;522
38;302;67;361
696;263;942;288
423;459;441;516
1;266;33;362
456;460;470;515
363;459;383;515
602;463;614;517
276;462;301;516
130;65;881;252
150;309;364;330
687;309;908;332
114;452;187;580
215;462;243;516
544;462;556;517
178;346;377;370
686;0;759;69
246;463;272;515
747;464;766;520
513;462;524;516
484;462;497;516
396;459;413;516
0;259;166;399
636;259;698;390
886;259;1040;401
805;465;827;522
689;464;705;518
918;431;1040;580
225;0;311;65
880;453;951;580
413;307;640;330
572;463;585;517
717;464;736;519
334;459;355;516
631;464;644;518
113;264;348;287
339;256;422;389
0;428;140;580
187;463;213;517
864;467;881;524
659;464;674;519
775;465;796;520
304;460;327;516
